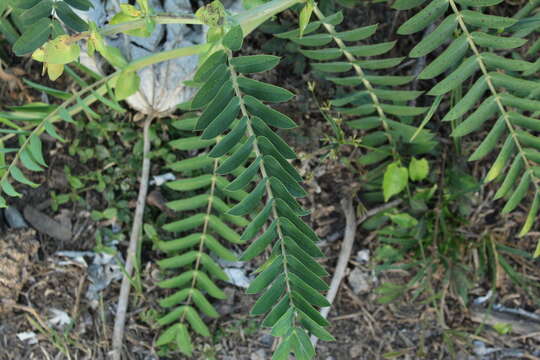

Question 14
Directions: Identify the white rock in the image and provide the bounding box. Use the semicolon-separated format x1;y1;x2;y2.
348;267;372;294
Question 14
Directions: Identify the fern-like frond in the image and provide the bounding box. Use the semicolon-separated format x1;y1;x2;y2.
396;0;540;235
155;124;250;355
275;6;436;201
166;25;332;359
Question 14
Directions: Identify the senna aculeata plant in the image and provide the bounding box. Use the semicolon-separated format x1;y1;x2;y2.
2;0;332;358
395;0;540;237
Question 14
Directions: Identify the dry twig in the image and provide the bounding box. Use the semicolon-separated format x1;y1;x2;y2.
111;115;154;359
311;198;401;347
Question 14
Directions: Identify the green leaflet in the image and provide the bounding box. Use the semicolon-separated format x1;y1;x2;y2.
354;57;405;70
290;33;333;47
251;117;296;159
461;10;517;29
263;155;306;197
244;95;297;129
228;178;268;216
494;156;523;200
209;117;248;158
502;172;531;214
468;116;506;161
471;32;526;49
216;135;255;174
223;25;243;51
410;15;457;58
455;0;504;6
442;76;488;122
237;77;294;103
485;136;515;183
392;0;428;10
13;17;51;55
300;48;343;61
246;255;284;294
230;55;280;74
346;41;396;57
251;273;286;315
193;51;227;83
336;24;378;41
419;35;468;80
240;217;277;259
201;96;241;139
397;0;448;35
55;1;88;31
519;194;540;237
226;156;261;191
482;53;531;72
428;56;479;96
451;96;498;137
196;81;234;130
311;62;352;73
191;63;231;109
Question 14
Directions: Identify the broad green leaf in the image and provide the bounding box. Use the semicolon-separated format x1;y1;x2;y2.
393;0;427;10
194;51;227;82
456;0;503;6
223;25;243;51
19;0;52;25
290;34;332;47
300;48;342;61
115;71;140;100
41;35;80;64
271;307;294;337
10;165;38;187
442;76;488;121
55;1;88;31
13;17;52;56
409;157;429;181
383;162;408;202
485;136;515;183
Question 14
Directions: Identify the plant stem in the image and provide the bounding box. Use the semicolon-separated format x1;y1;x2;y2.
111;114;154;360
